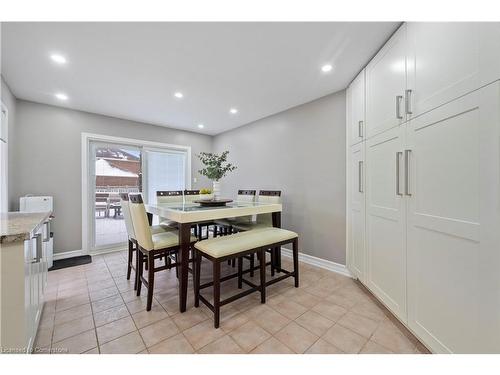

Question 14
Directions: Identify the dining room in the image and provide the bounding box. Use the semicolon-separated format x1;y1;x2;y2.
1;2;500;370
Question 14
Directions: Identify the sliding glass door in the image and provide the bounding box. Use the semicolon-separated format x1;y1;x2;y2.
87;139;189;251
142;148;187;224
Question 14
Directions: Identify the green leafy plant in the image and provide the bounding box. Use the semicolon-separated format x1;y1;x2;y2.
200;188;212;194
197;151;237;182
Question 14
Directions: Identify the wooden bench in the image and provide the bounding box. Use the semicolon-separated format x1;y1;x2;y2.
193;227;299;328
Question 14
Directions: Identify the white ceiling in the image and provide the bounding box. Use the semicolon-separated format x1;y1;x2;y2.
1;22;398;135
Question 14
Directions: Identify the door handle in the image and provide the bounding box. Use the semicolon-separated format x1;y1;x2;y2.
358;121;363;138
358;161;363;193
396;95;403;119
405;149;412;196
405;89;413;115
396;152;403;196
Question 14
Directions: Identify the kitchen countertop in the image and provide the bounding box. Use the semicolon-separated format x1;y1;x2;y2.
0;212;52;244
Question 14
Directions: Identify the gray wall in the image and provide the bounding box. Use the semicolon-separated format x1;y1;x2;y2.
213;91;346;264
11;100;213;254
1;76;16;211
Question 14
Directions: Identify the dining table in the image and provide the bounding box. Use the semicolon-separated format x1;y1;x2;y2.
144;199;283;313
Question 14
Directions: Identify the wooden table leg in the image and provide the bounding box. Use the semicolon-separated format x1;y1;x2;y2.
178;222;191;312
272;212;282;270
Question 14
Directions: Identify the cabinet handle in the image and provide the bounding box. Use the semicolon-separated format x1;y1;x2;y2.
396;95;403;119
358;121;363;138
43;221;50;242
405;89;413;115
405;149;412;196
358;161;364;193
396;152;403;196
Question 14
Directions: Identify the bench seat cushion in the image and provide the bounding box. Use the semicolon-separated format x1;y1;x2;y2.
194;227;297;258
151;231;197;251
232;222;270;231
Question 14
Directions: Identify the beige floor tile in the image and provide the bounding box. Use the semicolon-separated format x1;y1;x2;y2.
245;304;290;334
89;286;120;302
271;300;308;320
288;290;321;309
96;316;137;344
337;311;379;338
83;347;100;354
312;301;347;322
229;321;271;352
350;301;387;322
325;293;358;310
197;335;244;354
305;338;344;354
99;331;146;354
250;337;294;354
34;327;53;349
55;293;90;312
220;311;250;333
274;321;318;354
125;297;161;315
139;317;180;348
360;340;394;354
295;310;335;336
87;278;115;292
54;303;93;326
92;294;124;314
148;333;195;354
93;304;130;327
52;330;97;354
370;321;416;353
52;315;94;343
183;320;226;350
131;305;169;328
171;308;208;331
322;324;367;354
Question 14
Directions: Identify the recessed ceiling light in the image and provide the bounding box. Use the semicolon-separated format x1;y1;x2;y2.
174;92;184;99
197;124;204;129
50;54;67;64
321;64;333;73
55;93;68;101
229;108;238;114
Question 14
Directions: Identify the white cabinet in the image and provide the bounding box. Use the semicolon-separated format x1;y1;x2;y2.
365;125;407;322
366;24;408;138
347;142;365;281
407;22;481;118
347;70;366;145
406;82;500;353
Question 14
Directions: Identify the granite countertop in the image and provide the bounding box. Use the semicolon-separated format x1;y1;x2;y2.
0;211;52;244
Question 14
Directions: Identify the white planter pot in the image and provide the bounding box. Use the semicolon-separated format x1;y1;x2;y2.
212;181;221;200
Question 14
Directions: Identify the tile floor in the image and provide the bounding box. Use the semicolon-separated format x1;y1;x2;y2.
35;250;430;354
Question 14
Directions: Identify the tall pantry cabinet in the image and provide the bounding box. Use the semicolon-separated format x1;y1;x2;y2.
346;22;500;353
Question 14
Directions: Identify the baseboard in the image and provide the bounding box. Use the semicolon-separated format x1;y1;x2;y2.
53;249;86;261
89;246;127;257
280;247;353;278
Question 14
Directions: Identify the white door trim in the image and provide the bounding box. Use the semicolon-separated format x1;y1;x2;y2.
81;132;192;255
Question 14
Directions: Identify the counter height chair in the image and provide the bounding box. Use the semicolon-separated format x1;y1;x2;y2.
120;193;169;290
194;227;299;328
214;190;256;237
232;191;282;276
157;190;184;229
129;193;198;311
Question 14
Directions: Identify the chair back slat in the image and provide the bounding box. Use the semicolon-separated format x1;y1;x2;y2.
184;189;201;202
257;190;282;226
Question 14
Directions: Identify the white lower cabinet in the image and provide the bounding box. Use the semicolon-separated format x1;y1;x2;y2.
406;81;500;353
365;125;407;322
347;142;366;281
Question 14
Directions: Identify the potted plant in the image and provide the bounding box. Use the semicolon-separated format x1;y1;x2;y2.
197;151;237;200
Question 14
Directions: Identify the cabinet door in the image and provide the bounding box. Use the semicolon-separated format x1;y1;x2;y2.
366;125;407;321
406;82;500;353
407;22;480;119
366;24;407;138
479;22;500;87
347;142;365;281
24;240;33;351
348;70;366;145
